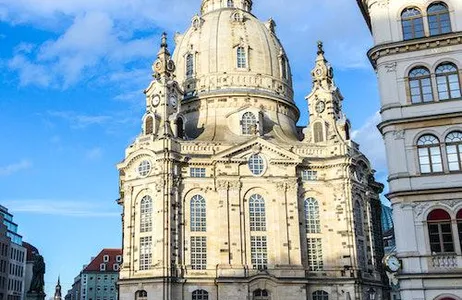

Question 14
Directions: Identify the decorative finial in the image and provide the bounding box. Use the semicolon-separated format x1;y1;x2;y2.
317;41;324;55
161;32;168;48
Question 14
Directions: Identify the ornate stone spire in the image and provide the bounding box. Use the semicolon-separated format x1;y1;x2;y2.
152;33;176;80
311;41;335;90
54;277;62;300
201;0;252;14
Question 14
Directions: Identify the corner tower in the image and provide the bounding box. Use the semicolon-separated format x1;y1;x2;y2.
357;1;462;299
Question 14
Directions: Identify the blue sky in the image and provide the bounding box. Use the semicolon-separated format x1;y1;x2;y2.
0;0;387;297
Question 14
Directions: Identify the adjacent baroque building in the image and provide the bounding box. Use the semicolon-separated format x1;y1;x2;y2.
117;0;386;299
357;0;462;299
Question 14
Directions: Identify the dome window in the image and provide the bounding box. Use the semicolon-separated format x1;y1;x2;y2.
227;0;234;8
248;154;265;176
237;47;247;69
241;112;257;135
280;56;288;80
145;115;154;135
186;54;194;78
231;11;244;23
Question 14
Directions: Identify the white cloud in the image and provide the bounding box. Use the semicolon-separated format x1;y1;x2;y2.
8;55;53;87
85;147;103;160
0;160;32;176
47;111;112;128
352;111;387;172
2;199;119;218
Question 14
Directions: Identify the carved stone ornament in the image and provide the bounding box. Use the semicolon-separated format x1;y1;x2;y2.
384;62;397;73
217;181;229;191
375;0;390;8
413;202;431;217
393;130;405;140
276;180;298;192
447;199;462;208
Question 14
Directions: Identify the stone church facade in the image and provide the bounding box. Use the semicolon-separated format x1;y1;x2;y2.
357;0;462;299
117;1;387;299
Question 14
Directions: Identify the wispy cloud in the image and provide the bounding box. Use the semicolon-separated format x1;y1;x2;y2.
0;160;32;176
3;199;119;218
85;147;103;160
47;111;112;129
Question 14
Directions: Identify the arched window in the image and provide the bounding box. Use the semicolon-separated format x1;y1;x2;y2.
313;122;324;143
428;2;451;36
436;63;461;100
427;209;454;253
401;7;425;40
192;289;209;300
145;116;154;135
281;57;288;80
457;209;462;252
191;195;206;232
417;135;443;173
249;194;266;231
248;154;265;176
186;54;194;78
227;0;234;8
237;46;247;68
140;196;152;233
242;112;257;135
409;67;433;103
355;200;364;236
446;131;462;171
305;198;321;234
177;117;185;139
253;289;269;300
312;290;329;300
135;290;147;300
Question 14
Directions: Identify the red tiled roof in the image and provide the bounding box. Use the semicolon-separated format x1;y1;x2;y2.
23;242;39;262
83;249;122;272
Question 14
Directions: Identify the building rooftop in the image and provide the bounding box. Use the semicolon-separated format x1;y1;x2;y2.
83;249;122;272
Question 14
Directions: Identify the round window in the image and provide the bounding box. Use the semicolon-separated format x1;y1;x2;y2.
248;154;265;176
138;160;151;177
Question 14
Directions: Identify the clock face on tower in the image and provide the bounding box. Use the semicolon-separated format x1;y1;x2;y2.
169;95;178;108
315;101;326;114
151;95;160;107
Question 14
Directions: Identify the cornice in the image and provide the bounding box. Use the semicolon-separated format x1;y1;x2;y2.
378;111;462;133
368;31;462;69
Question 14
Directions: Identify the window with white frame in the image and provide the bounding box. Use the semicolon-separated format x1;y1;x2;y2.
417;134;443;173
186;54;194;78
436;63;461;100
241;112;257;135
301;170;318;181
190;168;206;178
428;2;452;36
312;290;329;300
103;255;109;262
248;154;265;176
192;290;209;300
139;237;152;271
446;131;462;171
427;209;454;253
116;255;122;263
113;264;119;271
305;198;321;234
237;47;247;69
100;263;106;271
251;236;267;270
307;238;323;271
249;194;266;231
191;236;207;270
138;160;151;177
190;195;206;232
140;196;153;233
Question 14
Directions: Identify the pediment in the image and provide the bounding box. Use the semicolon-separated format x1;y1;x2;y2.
213;138;302;164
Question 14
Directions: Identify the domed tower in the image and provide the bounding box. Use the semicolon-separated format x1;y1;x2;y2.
172;0;298;141
117;1;387;300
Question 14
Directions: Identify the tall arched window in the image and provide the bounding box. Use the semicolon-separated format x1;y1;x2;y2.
417;135;443;173
140;196;153;233
428;2;452;36
427;209;454;253
242;112;257;135
446;131;462;171
249;194;266;231
281;57;288;80
354;200;364;236
177;117;185;139
227;0;234;8
145;115;154;135
305;198;321;234
253;289;269;300
436;63;461;100
191;195;206;232
237;47;247;68
401;7;425;40
192;289;209;300
313;122;324;143
312;290;329;300
135;290;147;300
457;209;462;251
409;67;433;103
186;54;194;78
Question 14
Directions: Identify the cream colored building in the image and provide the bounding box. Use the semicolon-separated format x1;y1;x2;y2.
117;1;387;299
357;0;462;299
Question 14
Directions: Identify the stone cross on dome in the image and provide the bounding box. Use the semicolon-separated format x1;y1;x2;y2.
201;0;253;14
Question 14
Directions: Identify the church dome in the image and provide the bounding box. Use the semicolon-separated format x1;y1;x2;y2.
172;2;294;105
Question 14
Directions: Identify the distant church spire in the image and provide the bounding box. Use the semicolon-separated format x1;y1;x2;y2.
54;277;62;300
311;41;335;90
200;0;252;14
152;33;176;80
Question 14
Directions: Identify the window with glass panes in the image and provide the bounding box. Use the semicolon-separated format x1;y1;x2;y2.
301;170;318;181
253;289;269;300
135;290;147;300
248;154;264;175
428;2;451;36
190;195;207;232
190;168;206;178
307;238;323;271
249;194;266;231
305;198;320;234
427;209;454;253
242;112;257;135
312;290;329;300
446;131;462;171
457;210;462;251
355;201;364;236
357;239;367;269
140;196;152;233
186;54;194;78
417;135;443;173
139;237;152;271
251;236;268;270
436;63;461;100
192;290;208;300
191;236;207;270
401;7;425;40
237;47;247;68
409;67;433;103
